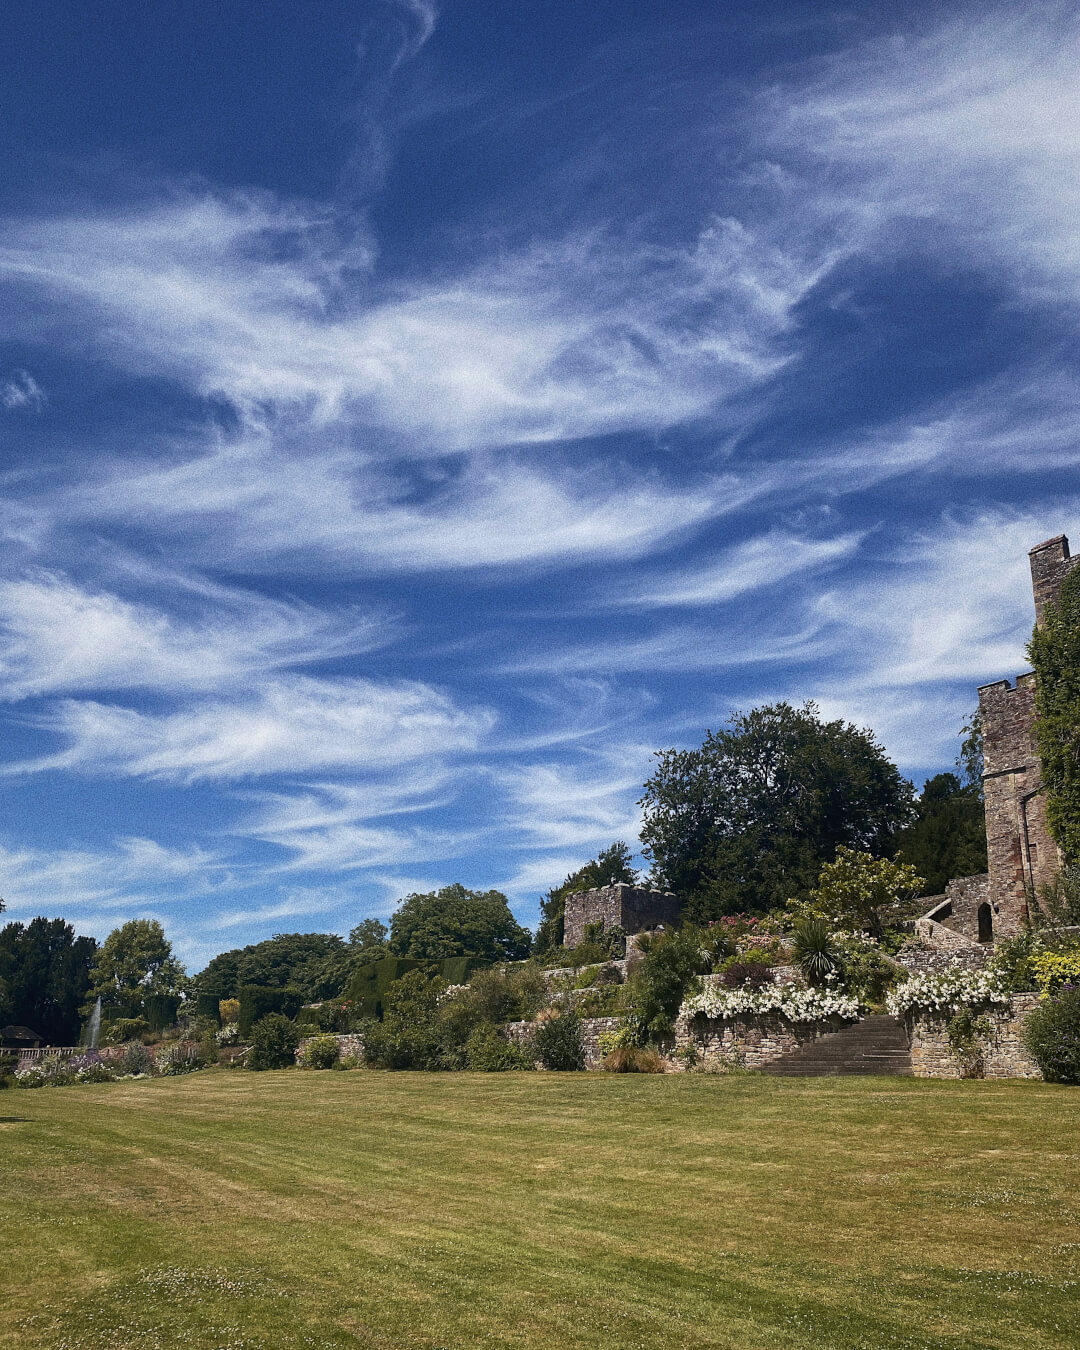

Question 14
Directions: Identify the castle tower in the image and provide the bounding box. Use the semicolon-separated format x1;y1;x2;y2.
976;536;1079;937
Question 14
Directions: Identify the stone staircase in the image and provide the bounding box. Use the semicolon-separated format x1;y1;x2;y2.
760;1015;912;1077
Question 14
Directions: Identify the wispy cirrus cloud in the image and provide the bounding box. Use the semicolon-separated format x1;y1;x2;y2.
0;368;44;411
0;570;387;700
8;675;494;782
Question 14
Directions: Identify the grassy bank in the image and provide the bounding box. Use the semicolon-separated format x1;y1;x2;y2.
2;1071;1078;1348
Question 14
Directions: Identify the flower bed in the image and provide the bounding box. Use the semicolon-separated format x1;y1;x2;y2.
682;983;859;1023
885;968;1010;1017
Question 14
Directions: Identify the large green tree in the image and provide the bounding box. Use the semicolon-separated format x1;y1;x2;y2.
639;701;914;921
0;917;97;1044
195;931;347;1001
894;771;986;894
533;841;639;955
389;883;531;964
1029;566;1080;862
86;919;186;1018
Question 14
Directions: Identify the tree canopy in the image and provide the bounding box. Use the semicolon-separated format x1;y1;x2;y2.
195;931;347;1001
1029;566;1080;863
0;917;97;1044
533;841;639;955
639;701;914;920
86;919;185;1018
388;883;531;964
894;771;987;894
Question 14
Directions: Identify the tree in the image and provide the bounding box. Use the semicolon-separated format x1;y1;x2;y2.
639;702;914;920
388;883;532;964
795;847;925;935
894;772;987;894
86;919;186;1018
533;842;639;955
348;917;389;955
1028;566;1080;862
195;932;347;1001
0;918;97;1044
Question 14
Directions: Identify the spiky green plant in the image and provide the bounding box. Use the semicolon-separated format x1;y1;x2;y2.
791;917;840;986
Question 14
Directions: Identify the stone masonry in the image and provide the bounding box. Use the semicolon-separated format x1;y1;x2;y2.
977;536;1079;936
906;992;1042;1079
920;534;1078;943
562;882;680;948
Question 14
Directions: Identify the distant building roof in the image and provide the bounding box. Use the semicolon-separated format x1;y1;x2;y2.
1;1024;44;1042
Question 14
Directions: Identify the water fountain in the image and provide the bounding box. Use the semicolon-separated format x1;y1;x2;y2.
86;997;102;1051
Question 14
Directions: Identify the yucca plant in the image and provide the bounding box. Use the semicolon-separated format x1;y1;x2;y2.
791;917;841;987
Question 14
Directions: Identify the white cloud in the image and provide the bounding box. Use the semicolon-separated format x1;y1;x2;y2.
0;570;386;700
0;836;228;912
9;675;494;782
68;443;725;574
616;528;864;608
0;193;816;451
0;369;44;411
767;6;1080;294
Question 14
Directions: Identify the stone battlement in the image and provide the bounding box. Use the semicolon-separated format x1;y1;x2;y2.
562;883;679;949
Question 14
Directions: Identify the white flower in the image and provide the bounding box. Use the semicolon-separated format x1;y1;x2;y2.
885;968;1010;1016
680;984;860;1023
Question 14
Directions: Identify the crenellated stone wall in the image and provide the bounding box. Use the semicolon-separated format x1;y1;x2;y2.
563;884;679;948
906;993;1042;1079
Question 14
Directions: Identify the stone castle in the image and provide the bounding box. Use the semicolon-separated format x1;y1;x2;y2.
919;535;1077;945
566;536;1078;954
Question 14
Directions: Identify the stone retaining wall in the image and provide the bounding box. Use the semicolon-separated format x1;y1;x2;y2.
907;992;1042;1079
673;1011;851;1070
502;1016;621;1069
295;1032;365;1064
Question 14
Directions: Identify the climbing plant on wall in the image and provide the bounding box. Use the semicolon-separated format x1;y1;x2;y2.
1028;566;1080;863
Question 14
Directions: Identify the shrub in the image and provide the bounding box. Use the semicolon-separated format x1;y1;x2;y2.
833;937;897;1005
247;1013;301;1071
362;970;448;1070
631;927;713;1039
947;1007;991;1079
299;1034;341;1069
118;1043;157;1076
718;957;774;990
238;985;304;1037
219;998;240;1024
990;931;1042;992
1030;950;1080;996
791;917;840;986
463;1025;534;1071
106;1017;150;1044
156;1046;199;1076
0;1050;16;1089
1023;986;1080;1084
530;1009;585;1071
602;1045;663;1073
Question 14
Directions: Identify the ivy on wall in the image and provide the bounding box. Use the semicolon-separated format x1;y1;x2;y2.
1028;565;1080;863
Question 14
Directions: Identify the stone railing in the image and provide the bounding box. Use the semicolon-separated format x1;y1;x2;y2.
906;992;1042;1079
914;915;982;949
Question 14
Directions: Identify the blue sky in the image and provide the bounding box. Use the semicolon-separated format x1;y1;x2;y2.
0;0;1077;970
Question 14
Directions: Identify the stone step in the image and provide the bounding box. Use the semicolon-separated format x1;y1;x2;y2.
760;1014;913;1077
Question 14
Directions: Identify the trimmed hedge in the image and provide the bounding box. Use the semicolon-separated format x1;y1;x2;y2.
238;985;305;1036
144;994;181;1031
343;956;478;1019
195;993;222;1025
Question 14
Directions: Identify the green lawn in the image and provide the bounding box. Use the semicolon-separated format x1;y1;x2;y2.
2;1071;1078;1349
